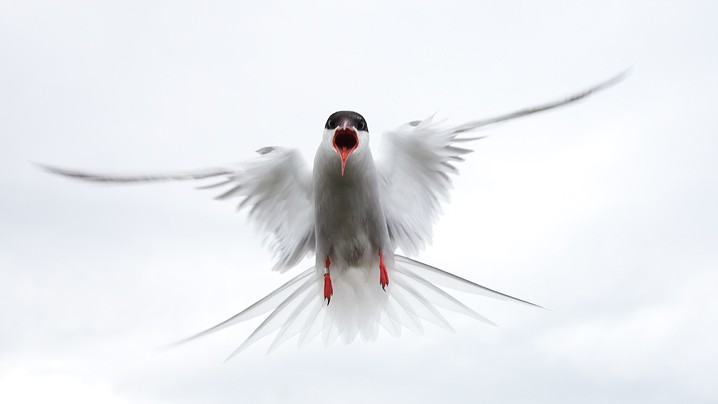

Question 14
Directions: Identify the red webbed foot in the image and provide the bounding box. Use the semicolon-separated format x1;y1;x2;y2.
324;256;333;305
379;251;389;290
323;273;333;305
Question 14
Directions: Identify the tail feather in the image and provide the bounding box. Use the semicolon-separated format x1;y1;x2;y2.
392;275;455;332
174;257;539;358
322;313;340;347
378;299;403;337
176;267;315;348
395;255;542;307
297;299;324;348
267;282;322;353
389;287;425;334
226;276;317;360
393;266;496;326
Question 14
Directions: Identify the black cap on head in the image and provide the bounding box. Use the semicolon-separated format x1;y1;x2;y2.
325;111;368;132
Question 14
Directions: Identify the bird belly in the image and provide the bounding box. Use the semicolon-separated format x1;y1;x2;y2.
315;182;388;265
331;228;374;268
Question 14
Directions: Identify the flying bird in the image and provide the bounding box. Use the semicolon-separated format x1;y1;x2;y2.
40;73;625;358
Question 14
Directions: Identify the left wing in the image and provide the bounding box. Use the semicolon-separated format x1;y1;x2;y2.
39;146;315;271
376;72;626;255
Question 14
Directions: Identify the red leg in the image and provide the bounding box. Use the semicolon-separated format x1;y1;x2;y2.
378;250;389;290
323;256;333;305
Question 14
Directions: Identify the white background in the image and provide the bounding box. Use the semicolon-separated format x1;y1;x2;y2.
1;1;716;403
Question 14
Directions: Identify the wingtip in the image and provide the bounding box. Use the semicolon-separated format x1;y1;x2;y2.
33;162;82;180
32;161;58;174
593;69;631;92
614;67;633;81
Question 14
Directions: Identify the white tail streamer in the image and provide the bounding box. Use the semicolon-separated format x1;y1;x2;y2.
173;257;538;358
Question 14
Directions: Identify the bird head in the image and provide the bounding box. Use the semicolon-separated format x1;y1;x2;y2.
323;111;369;176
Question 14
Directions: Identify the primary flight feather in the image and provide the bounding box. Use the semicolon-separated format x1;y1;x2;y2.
40;73;624;357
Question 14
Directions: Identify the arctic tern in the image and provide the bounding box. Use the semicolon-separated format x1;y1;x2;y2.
40;73;625;357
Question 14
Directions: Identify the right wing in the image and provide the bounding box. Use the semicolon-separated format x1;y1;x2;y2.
39;146;315;272
375;72;627;256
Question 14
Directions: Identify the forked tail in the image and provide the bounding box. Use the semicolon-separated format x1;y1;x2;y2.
172;256;540;360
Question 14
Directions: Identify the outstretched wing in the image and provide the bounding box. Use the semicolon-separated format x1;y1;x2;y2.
39;146;315;271
376;72;626;255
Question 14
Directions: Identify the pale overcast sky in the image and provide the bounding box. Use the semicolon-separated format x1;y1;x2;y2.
1;1;717;403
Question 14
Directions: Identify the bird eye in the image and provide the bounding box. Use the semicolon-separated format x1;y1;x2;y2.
357;121;365;130
327;119;334;129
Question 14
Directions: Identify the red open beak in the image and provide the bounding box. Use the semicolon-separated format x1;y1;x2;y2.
333;124;358;176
